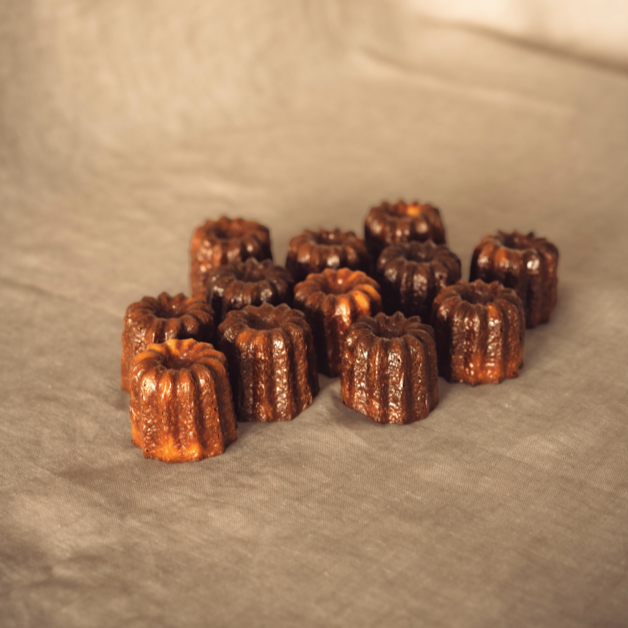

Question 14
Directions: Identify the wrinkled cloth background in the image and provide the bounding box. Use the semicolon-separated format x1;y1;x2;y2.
1;2;627;627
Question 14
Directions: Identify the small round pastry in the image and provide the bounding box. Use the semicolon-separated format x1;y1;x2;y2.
285;228;370;282
375;240;461;321
217;303;319;422
364;200;446;260
341;312;439;425
190;216;273;298
469;230;559;328
129;338;237;462
121;292;214;393
431;280;525;385
206;258;294;323
293;268;382;377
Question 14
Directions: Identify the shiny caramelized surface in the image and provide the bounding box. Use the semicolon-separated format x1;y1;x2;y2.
364;200;447;259
470;230;559;328
217;303;319;422
295;267;380;298
190;216;273;298
375;241;461;321
285;228;370;282
129;338;237;462
206;258;294;322
341;312;439;424
293;268;382;377
121;292;214;392
432;280;525;386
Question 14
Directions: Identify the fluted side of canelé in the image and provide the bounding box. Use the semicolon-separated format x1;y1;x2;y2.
129;338;237;462
285;228;370;282
364;200;446;260
341;312;439;424
121;292;214;392
293;268;382;377
190;216;272;298
206;258;294;323
469;231;558;328
376;241;461;320
217;303;319;422
431;280;525;385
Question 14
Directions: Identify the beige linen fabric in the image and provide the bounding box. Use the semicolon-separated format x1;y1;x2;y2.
408;0;628;69
1;2;627;627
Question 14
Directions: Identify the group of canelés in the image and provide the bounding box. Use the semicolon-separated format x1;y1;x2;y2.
121;201;558;462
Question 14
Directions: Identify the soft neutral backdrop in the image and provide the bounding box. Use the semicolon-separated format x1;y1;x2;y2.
1;2;627;627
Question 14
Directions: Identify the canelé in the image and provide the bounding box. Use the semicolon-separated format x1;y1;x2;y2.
375;240;460;321
431;279;525;385
285;228;370;282
470;230;558;328
364;200;446;260
121;292;214;392
190;216;272;298
206;258;293;323
341;312;439;424
293;268;382;377
217;303;319;422
129;338;237;462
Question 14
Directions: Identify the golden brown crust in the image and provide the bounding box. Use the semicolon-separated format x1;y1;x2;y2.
285;228;370;282
469;230;559;328
375;241;461;321
293;268;382;377
431;280;525;385
364;200;446;260
206;258;294;323
217;303;319;422
341;312;439;424
129;338;237;462
190;216;272;299
121;292;214;392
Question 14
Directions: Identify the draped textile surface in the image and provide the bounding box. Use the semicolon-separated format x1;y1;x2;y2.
1;2;627;626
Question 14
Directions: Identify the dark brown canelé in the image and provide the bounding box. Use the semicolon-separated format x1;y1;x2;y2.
375;240;461;321
293;268;382;377
431;279;525;385
285;228;370;282
217;303;319;422
129;339;237;462
205;258;294;323
469;231;559;328
190;216;272;299
341;312;439;424
364;200;446;260
121;292;214;392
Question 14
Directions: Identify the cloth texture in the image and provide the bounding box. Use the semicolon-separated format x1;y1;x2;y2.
1;2;627;627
